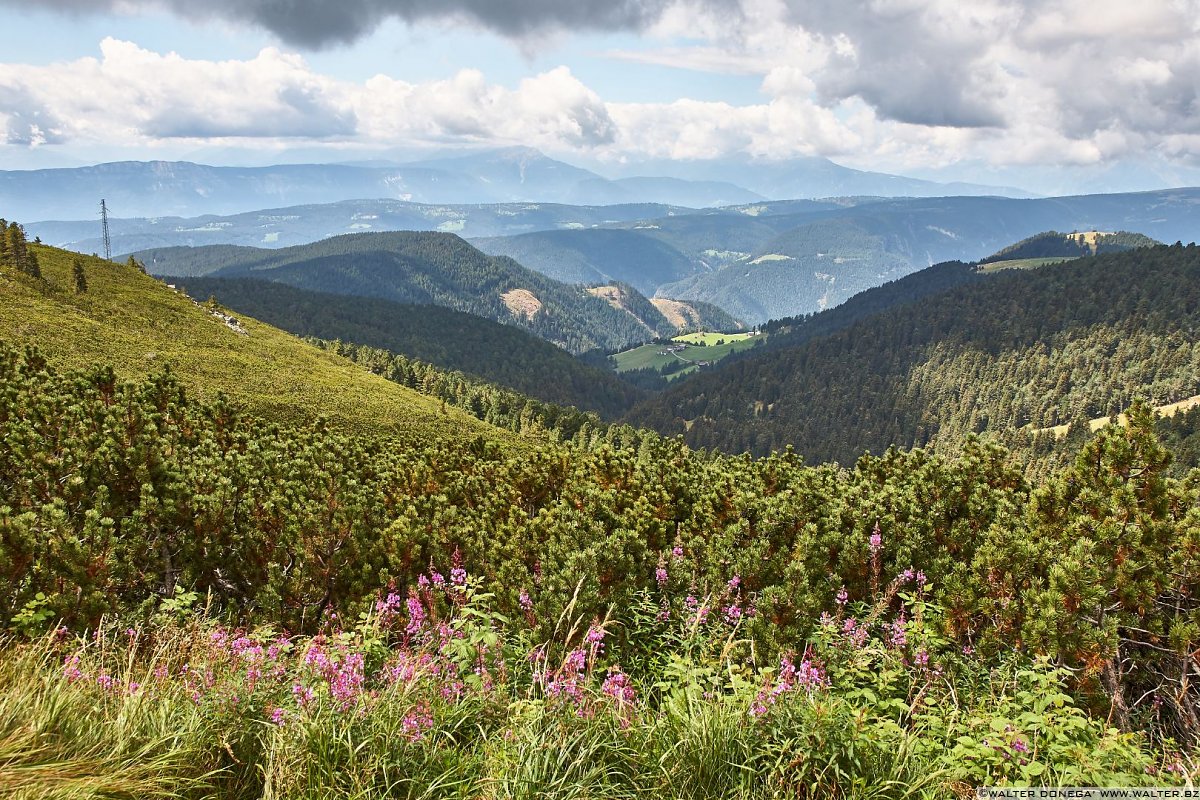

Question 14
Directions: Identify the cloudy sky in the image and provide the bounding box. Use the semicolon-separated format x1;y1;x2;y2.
1;0;1199;194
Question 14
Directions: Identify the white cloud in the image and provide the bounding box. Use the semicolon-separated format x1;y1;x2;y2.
4;0;1200;185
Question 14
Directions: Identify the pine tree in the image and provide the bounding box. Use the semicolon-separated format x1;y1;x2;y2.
25;249;40;279
72;258;88;294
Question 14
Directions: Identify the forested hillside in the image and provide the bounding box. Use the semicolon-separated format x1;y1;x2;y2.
980;230;1160;265
473;228;702;294
629;244;1200;462
134;232;676;354
181;277;645;418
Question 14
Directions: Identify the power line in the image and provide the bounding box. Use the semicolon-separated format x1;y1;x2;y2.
100;199;111;261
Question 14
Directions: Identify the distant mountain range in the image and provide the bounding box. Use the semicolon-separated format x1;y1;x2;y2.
30;185;1200;326
30;199;709;255
131;232;740;354
4;146;1034;223
477;190;1200;322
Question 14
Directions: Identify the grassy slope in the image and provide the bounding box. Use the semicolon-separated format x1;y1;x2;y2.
0;245;506;447
979;256;1079;272
613;332;765;376
1037;394;1200;437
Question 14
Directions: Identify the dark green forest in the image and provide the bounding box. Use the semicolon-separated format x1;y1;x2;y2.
629;245;1200;463
179;277;645;418
980;230;1161;264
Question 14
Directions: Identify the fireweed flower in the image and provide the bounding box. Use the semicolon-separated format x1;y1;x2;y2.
405;597;426;635
376;591;403;622
602;668;637;705
672;545;684;558
402;704;434;742
329;653;365;709
869;526;883;553
269;707;287;725
292;683;315;708
751;653;827;716
655;567;669;587
62;655;83;682
518;590;533;612
835;586;849;606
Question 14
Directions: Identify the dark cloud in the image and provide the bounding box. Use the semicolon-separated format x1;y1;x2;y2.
4;0;740;48
775;0;1011;128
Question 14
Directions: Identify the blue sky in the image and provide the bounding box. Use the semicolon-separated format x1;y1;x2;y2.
2;0;1199;195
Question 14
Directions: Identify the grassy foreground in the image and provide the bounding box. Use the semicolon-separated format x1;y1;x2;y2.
1;567;1187;800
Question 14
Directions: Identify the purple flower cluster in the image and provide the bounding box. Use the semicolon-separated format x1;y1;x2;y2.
751;652;828;716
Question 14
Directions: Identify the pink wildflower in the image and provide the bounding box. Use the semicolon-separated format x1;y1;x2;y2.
405;596;426;635
62;655;83;682
869;524;883;553
602;669;637;705
292;683;316;708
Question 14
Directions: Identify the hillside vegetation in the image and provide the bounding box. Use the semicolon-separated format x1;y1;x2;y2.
979;229;1160;265
3;343;1199;794
629;244;1200;462
133;232;679;354
180;277;645;418
0;237;503;447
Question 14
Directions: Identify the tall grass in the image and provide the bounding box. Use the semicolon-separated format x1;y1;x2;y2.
0;569;1186;799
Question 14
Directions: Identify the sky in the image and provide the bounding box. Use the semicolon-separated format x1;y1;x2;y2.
1;0;1199;195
